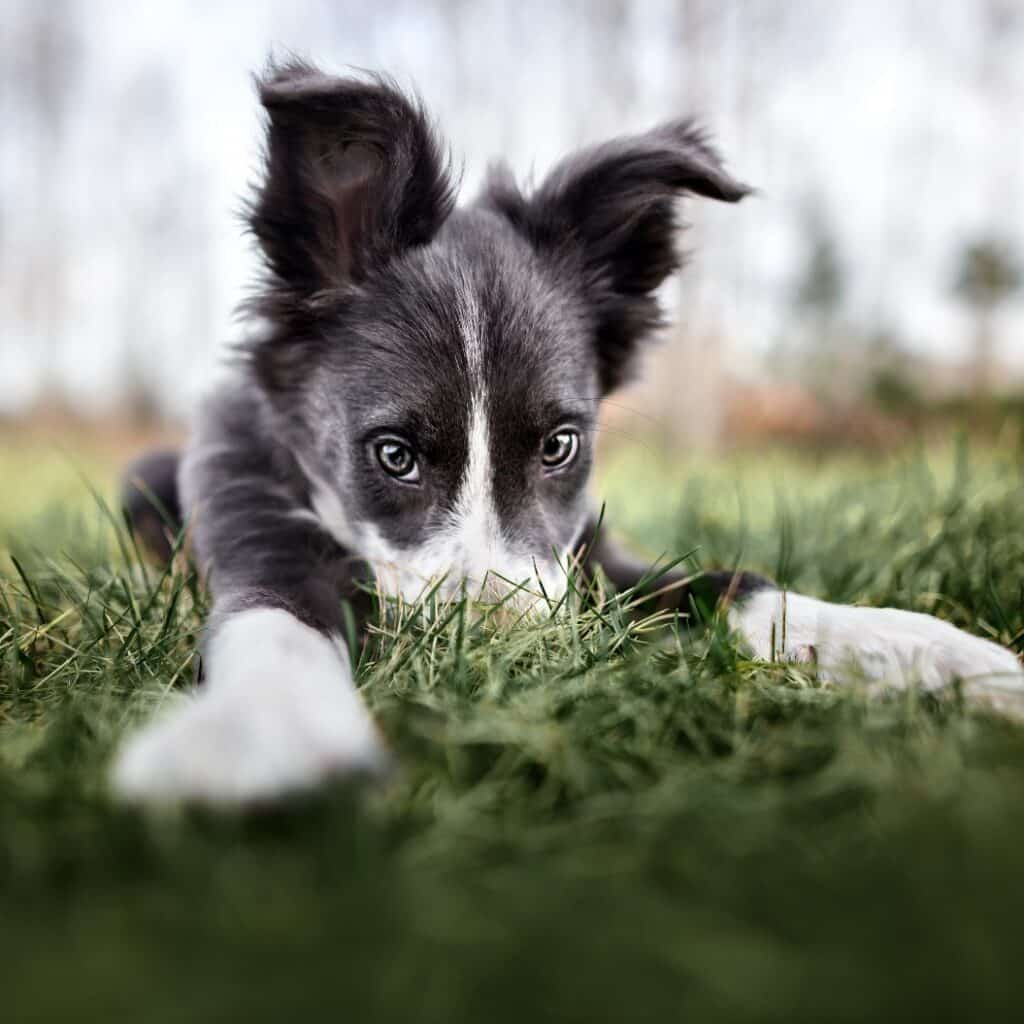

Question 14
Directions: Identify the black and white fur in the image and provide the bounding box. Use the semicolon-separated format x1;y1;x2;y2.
114;61;1023;802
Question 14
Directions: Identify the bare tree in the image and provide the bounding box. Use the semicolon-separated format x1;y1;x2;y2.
4;0;81;373
952;239;1022;396
794;204;844;343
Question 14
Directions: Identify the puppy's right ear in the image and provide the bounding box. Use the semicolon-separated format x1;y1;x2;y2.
480;121;750;394
248;59;455;296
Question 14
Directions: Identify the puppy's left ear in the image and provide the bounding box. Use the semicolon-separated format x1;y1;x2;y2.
249;59;455;296
481;120;750;394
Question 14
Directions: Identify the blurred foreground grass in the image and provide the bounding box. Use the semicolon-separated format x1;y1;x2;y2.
2;435;1024;1022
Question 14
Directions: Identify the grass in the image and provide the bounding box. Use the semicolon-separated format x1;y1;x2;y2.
2;437;1024;1022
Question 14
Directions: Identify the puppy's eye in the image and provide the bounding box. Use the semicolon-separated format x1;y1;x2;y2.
375;440;420;482
541;429;580;471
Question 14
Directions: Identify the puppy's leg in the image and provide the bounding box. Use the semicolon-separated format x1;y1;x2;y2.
121;448;184;563
582;518;1024;699
111;389;384;804
112;606;384;803
730;590;1024;701
578;517;772;615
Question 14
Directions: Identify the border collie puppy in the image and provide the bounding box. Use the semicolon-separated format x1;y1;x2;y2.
114;60;1023;802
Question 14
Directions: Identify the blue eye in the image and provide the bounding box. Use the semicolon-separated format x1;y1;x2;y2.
541;429;579;470
375;440;419;482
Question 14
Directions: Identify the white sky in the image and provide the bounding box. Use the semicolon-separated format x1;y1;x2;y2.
1;0;1022;417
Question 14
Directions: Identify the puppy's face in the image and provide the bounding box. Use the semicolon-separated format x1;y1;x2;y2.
302;215;597;601
247;62;748;604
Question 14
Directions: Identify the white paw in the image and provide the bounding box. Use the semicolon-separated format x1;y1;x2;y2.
111;608;387;804
111;681;387;804
731;590;1024;692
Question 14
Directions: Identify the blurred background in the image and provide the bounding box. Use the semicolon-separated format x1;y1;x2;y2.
1;0;1023;463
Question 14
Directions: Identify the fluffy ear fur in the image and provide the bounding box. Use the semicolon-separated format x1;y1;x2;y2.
248;59;455;297
480;120;750;393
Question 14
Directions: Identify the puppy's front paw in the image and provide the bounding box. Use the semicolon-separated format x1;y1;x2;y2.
732;590;1023;693
111;608;388;804
903;624;1023;690
111;678;388;804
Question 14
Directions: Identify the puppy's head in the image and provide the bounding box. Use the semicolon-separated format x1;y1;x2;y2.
246;59;749;605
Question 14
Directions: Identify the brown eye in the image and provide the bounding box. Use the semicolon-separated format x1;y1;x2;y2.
541;429;579;471
375;440;419;482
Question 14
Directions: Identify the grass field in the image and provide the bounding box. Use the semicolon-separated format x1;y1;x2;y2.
2;435;1024;1022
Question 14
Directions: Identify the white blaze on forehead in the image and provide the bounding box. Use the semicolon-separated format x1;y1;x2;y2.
447;395;502;579
433;286;539;591
456;276;485;380
423;283;507;585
